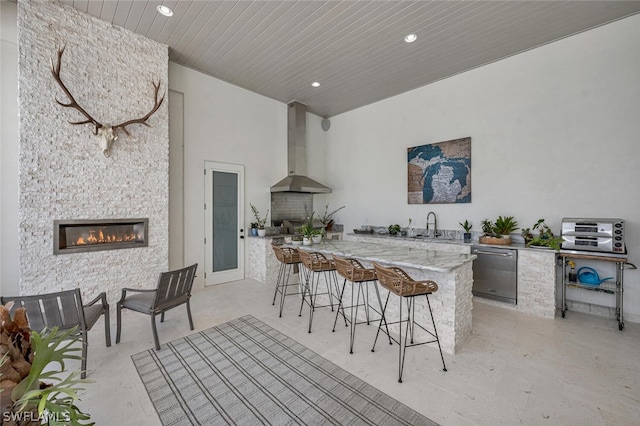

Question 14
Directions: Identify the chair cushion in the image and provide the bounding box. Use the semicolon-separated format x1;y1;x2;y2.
122;292;155;313
83;304;104;329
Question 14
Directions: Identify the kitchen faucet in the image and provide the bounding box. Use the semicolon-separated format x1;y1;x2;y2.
426;211;440;237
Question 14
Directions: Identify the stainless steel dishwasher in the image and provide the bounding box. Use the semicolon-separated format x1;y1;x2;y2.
471;245;518;304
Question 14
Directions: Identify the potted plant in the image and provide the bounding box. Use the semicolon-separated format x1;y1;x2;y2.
459;220;472;243
481;219;499;237
319;204;345;231
526;218;563;250
250;203;269;237
388;224;402;236
479;216;517;245
300;213;316;245
0;303;92;425
311;228;324;244
494;216;518;238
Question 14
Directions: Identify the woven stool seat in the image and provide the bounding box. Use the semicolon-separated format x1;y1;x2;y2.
271;244;302;317
298;250;336;271
334;256;377;282
297;250;344;333
332;255;384;354
372;262;447;383
273;245;301;264
373;264;438;297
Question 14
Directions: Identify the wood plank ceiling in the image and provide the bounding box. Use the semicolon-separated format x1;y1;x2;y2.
60;0;640;118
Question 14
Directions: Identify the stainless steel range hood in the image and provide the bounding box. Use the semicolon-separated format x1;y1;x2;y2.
270;101;332;193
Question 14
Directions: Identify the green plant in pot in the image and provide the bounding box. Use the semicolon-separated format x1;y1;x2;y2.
459;220;472;242
494;216;518;237
250;203;269;236
300;213;318;245
481;219;499;238
388;224;402;236
319;204;345;231
480;216;517;245
526;218;563;250
0;303;92;425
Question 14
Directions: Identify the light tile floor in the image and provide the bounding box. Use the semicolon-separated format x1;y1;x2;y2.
76;279;640;425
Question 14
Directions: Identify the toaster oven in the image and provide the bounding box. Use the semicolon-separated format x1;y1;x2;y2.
561;218;625;254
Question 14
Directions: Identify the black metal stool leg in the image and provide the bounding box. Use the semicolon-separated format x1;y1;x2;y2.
332;278;348;332
364;284;371;325
372;292;391;352
373;285;392;346
272;262;284;305
337;272;348;327
398;296;405;382
299;266;310;317
278;263;295;317
426;294;447;372
349;282;362;354
308;272;320;333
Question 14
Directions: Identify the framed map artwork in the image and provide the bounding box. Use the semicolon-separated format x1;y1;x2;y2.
407;137;471;204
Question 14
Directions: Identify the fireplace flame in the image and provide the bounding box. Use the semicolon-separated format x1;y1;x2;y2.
71;227;140;247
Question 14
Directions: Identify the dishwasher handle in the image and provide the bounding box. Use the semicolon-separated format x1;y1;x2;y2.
473;249;514;257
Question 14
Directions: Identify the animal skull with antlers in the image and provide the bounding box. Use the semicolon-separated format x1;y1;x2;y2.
50;47;165;157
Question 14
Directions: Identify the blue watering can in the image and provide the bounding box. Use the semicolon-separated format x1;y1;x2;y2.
577;267;613;286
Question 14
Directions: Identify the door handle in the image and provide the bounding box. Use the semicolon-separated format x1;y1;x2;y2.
473;250;513;257
240;236;245;239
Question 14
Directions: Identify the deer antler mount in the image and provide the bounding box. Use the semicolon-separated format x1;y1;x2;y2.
50;47;165;157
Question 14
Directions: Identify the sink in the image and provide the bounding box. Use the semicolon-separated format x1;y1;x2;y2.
415;236;455;242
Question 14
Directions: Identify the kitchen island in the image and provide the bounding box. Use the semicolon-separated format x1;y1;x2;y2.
297;240;476;355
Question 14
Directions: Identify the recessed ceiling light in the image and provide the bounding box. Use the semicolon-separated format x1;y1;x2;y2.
404;33;417;43
156;5;174;17
311;82;321;88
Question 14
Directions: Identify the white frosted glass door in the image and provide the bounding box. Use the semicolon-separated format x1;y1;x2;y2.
204;162;245;286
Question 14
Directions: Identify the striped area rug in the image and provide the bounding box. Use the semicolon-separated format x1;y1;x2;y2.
132;315;437;425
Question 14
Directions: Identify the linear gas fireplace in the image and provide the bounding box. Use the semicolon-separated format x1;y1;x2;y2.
54;218;149;255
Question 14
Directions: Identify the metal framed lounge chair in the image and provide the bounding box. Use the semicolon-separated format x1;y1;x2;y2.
115;263;197;350
1;288;110;379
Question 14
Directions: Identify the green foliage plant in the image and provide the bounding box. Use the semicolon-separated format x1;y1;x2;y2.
10;327;93;425
481;219;499;237
527;219;563;250
250;203;269;229
319;204;345;226
388;224;402;235
493;216;518;236
300;212;321;238
459;220;472;233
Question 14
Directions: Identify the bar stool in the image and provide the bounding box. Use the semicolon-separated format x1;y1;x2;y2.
298;250;345;333
371;262;447;383
331;255;385;354
271;244;302;317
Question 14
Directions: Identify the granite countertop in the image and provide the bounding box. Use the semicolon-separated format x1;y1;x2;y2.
296;240;476;272
347;232;559;254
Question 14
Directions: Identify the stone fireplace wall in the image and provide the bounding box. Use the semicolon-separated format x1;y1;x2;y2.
18;0;169;303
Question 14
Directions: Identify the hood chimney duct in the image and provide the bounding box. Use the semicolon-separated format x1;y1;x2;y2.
270;101;332;193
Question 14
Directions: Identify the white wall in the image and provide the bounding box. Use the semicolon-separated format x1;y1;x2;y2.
322;14;640;320
0;0;19;296
168;64;329;286
169;63;291;286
